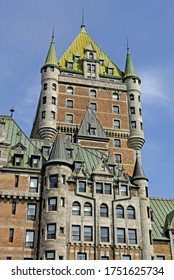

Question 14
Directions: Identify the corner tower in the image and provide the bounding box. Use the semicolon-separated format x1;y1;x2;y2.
124;46;144;150
38;32;60;140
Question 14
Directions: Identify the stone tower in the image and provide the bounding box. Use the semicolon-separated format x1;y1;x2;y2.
124;46;154;259
38;32;60;140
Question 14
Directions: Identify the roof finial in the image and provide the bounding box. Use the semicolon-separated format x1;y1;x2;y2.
10;107;14;118
81;9;85;27
52;27;55;42
127;37;130;54
81;9;86;33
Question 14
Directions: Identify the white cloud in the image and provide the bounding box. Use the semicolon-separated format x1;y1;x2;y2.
139;69;170;106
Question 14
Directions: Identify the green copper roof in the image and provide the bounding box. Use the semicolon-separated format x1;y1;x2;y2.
150;198;174;240
44;32;58;68
124;47;138;79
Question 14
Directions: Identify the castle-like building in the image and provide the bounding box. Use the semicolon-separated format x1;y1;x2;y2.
0;21;174;260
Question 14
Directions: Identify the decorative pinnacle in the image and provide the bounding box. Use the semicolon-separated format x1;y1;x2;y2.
52;27;55;42
10;107;14;117
81;9;85;27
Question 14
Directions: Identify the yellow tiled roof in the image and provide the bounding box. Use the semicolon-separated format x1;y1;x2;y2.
58;26;123;77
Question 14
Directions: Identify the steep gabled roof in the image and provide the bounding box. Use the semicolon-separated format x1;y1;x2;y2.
58;25;122;77
77;107;108;140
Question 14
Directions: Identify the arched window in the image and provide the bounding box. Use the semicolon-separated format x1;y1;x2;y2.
129;94;134;101
89;52;94;60
127;206;135;219
67;86;74;94
52;83;57;91
100;203;108;217
84;202;92;216
43;83;47;90
72;202;80;215
116;205;124;218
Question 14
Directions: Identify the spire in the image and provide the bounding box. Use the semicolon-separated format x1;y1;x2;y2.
124;43;138;80
47;132;69;165
132;152;148;181
43;31;58;67
81;9;87;33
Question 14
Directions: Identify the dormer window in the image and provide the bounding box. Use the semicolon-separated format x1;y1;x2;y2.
108;68;114;75
31;156;40;168
89;127;96;135
74;56;80;62
42;146;50;156
99;60;104;66
13;155;23;166
67;62;73;69
89;52;94;60
75;162;82;171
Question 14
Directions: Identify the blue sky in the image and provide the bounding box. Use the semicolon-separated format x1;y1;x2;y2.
0;0;174;198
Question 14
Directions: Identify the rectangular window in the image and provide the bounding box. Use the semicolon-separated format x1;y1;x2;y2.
108;68;113;75
49;175;58;188
122;255;131;260
90;90;96;98
114;139;121;147
67;62;73;69
14;155;23;166
12;202;16;215
66;114;73;123
66;134;72;142
115;154;122;163
96;182;103;193
113;106;119;114
84;226;93;241
156;256;165;260
27;204;36;220
50;66;54;71
79;181;86;192
112;92;119;100
15;175;19;187
31;157;39;168
101;256;109;260
120;185;128;196
128;229;137;244
29;177;38;192
48;198;57;211
130;107;135;114
42;111;46;119
77;253;87;260
43;96;47;104
60;227;64;234
9;229;14;242
105;183;111;194
51;96;56;104
114;120;120;129
101;227;109;242
47;224;56;239
87;64;91;71
91;64;96;72
117;228;125;243
72;225;80;241
51;111;55;119
66;149;72;159
42;146;50;156
45;251;55;260
67;100;73;108
25;230;34;248
61;197;65;207
131;121;136;129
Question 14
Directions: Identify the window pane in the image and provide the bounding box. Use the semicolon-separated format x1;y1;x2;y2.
113;106;119;114
117;228;125;243
48;198;57;211
27;204;36;220
26;230;34;248
100;204;108;217
67;87;73;94
127;206;135;219
72;202;80;215
105;183;111;194
77;253;86;260
120;185;128;196
128;229;137;244
116;205;124;218
50;175;58;188
47;224;56;239
29;178;38;192
96;182;103;193
84;226;92;241
79;181;86;192
84;203;92;216
72;225;80;241
101;227;109;242
46;251;55;260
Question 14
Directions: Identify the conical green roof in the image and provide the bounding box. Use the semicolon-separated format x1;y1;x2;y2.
124;47;138;79
44;32;58;67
